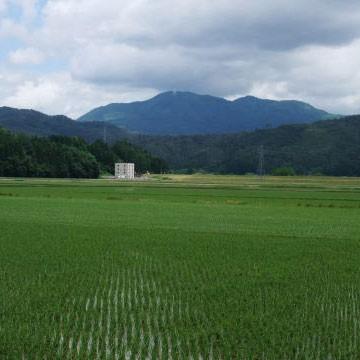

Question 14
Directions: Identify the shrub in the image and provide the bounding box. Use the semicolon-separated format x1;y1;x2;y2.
271;166;296;176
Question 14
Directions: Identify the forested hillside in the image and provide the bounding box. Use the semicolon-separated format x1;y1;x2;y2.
0;106;129;142
133;115;360;176
0;128;168;178
1;105;359;177
79;91;333;135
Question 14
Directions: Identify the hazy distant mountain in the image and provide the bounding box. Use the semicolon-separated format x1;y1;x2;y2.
0;107;128;142
78;91;335;135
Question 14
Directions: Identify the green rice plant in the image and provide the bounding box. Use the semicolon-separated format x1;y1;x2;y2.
1;175;360;358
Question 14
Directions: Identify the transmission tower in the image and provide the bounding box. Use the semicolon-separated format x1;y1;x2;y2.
257;145;265;178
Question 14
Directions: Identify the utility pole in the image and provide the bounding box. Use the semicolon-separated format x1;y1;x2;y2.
257;145;265;178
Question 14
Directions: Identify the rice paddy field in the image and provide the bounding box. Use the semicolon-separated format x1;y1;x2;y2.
1;174;360;359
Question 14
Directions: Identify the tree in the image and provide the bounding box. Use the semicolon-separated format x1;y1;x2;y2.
271;167;296;176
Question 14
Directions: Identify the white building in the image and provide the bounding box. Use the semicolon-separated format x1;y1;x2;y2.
115;163;135;179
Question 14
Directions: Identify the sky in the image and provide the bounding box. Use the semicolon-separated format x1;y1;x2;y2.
1;0;360;118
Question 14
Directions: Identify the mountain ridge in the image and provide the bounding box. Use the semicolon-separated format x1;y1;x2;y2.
78;91;335;135
0;106;129;142
0;104;359;176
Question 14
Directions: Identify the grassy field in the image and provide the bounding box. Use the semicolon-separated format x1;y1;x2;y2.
1;175;360;359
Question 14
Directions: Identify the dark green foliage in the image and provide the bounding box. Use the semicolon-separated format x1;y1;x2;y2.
0;129;100;178
134;115;360;176
0;106;129;141
89;139;169;174
0;129;168;178
112;140;168;173
0;103;357;177
272;166;296;176
88;140;117;173
78;91;333;135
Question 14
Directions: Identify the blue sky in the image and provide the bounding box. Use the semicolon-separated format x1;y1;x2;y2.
1;0;360;118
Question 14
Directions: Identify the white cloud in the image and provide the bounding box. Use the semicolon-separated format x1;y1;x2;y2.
0;0;8;14
13;0;37;23
38;0;360;50
71;44;219;90
2;71;158;117
0;18;29;40
8;47;44;64
0;0;37;39
1;0;360;116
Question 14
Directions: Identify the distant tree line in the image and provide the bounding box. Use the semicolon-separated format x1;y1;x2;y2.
133;115;360;177
88;139;168;175
2;114;360;178
0;128;168;178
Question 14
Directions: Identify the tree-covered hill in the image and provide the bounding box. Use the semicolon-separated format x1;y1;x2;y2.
133;115;360;176
1;105;359;177
0;129;99;178
0;106;129;142
78;91;334;135
0;128;168;178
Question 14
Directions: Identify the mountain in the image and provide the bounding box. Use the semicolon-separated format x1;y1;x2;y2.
132;115;360;176
1;104;359;177
78;91;335;135
0;107;129;142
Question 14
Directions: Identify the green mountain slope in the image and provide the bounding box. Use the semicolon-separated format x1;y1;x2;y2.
133;115;360;176
1;104;358;177
78;91;334;135
0;107;129;142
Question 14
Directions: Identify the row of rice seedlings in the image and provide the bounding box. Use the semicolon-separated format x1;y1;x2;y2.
291;285;360;359
38;254;216;359
158;245;360;359
13;249;360;358
25;251;360;359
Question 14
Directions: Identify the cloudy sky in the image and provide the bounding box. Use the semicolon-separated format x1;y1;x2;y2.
1;0;360;118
